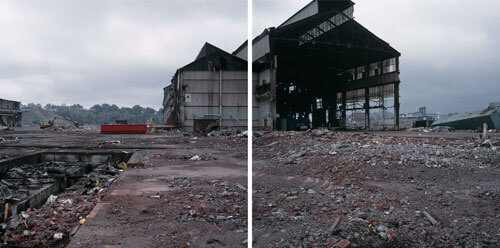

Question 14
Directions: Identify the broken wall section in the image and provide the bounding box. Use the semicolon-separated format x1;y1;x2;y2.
0;99;22;129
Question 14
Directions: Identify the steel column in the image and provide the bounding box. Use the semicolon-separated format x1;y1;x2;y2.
394;81;400;130
364;87;370;129
341;91;347;128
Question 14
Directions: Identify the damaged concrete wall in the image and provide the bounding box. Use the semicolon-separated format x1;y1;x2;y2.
162;86;174;124
254;70;273;129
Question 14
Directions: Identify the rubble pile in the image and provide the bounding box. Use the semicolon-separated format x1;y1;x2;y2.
0;136;21;143
169;178;247;234
253;130;500;247
0;160;125;247
1;128;248;246
43;126;79;132
406;126;455;132
148;128;182;135
207;128;242;137
255;130;499;174
40;125;98;134
102;177;248;247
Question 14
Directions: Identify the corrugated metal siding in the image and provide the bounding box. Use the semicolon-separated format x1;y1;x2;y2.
234;34;270;62
179;71;248;131
253;35;270;62
432;109;500;130
491;110;500;128
279;1;319;28
234;45;247;60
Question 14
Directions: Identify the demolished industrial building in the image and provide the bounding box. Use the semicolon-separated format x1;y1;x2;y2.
163;43;248;133
235;0;401;131
163;0;401;132
0;99;22;129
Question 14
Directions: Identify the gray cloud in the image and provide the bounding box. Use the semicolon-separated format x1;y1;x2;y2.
253;0;500;114
1;0;247;109
3;0;499;114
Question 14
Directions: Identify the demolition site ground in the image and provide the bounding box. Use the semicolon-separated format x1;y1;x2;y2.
1;128;499;248
253;130;500;248
0;128;247;247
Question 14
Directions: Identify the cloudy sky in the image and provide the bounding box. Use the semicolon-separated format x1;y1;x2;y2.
2;0;499;114
254;0;500;114
0;0;247;109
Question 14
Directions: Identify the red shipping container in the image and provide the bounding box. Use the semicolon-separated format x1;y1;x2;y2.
100;124;147;134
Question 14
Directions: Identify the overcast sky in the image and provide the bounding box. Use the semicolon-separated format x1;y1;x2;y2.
0;0;247;109
254;0;500;114
2;1;499;114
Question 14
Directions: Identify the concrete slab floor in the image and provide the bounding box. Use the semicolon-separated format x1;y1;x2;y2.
0;130;248;248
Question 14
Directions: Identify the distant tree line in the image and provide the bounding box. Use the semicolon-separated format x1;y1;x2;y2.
21;103;163;125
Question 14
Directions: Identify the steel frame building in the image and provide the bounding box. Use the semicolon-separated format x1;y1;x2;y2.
234;0;401;130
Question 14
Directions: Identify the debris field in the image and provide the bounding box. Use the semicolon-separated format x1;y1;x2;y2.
0;159;125;247
253;130;500;247
0;128;248;247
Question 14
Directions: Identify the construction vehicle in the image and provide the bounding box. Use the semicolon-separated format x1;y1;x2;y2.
39;116;81;129
146;116;174;131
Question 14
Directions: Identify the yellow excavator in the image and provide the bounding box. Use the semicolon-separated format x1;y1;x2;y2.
146;116;174;130
40;116;81;129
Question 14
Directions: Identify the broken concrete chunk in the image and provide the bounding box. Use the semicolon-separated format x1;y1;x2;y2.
189;155;202;161
53;232;63;240
290;150;307;159
47;195;58;205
